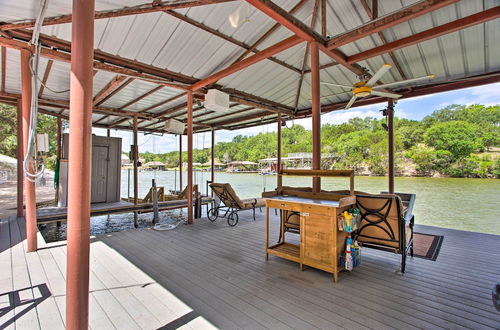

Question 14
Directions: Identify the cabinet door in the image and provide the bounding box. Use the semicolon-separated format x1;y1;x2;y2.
301;212;335;270
91;146;109;203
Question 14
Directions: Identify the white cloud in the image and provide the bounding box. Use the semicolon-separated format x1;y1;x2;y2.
437;82;500;108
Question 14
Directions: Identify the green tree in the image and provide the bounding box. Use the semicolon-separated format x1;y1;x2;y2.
0;104;18;157
423;121;481;160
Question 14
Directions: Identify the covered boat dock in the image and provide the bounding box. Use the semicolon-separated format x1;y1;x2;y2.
0;0;499;328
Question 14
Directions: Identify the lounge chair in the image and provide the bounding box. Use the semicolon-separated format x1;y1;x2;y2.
354;193;415;273
208;183;265;226
164;184;199;201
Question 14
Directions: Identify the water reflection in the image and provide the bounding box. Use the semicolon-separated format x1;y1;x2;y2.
40;209;187;243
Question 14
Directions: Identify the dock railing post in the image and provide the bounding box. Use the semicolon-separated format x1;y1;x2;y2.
65;0;95;328
187;91;194;224
310;42;321;193
152;179;159;224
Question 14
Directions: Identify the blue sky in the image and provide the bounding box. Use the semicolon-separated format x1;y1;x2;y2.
94;82;500;153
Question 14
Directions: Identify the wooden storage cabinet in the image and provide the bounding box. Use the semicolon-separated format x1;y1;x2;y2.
266;197;352;282
59;134;122;205
264;169;356;282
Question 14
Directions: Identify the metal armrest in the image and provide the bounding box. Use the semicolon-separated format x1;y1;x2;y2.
403;212;414;224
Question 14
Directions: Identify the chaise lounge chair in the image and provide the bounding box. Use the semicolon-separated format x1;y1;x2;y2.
208;183;265;226
354;193;415;273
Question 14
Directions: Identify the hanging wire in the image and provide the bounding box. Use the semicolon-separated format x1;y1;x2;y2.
23;0;49;183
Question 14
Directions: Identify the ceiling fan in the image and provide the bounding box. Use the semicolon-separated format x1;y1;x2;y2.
320;64;435;109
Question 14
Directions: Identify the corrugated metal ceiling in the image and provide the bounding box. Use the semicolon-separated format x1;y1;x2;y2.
0;0;499;133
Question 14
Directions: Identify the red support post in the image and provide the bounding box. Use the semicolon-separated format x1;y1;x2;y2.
211;128;215;196
187;91;194;224
277;112;282;188
65;0;95;328
179;134;183;191
310;42;321;192
387;99;394;194
387;99;395;194
20;49;37;251
133;116;139;205
16;100;23;217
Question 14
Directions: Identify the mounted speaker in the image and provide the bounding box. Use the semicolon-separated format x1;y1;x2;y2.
205;89;229;112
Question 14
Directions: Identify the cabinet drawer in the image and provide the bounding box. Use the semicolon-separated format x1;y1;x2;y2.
301;203;335;217
266;199;303;212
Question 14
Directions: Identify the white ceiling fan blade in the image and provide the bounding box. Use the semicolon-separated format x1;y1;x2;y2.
319;91;351;100
366;64;392;87
371;90;402;99
320;81;353;89
373;74;436;89
345;95;358;109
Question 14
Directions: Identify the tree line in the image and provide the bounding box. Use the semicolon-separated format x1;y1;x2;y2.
143;104;499;178
1;103;498;178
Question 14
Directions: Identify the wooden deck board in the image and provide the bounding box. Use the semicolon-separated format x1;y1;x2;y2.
0;218;15;330
2;210;500;329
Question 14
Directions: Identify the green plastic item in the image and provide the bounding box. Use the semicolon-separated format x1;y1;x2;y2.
54;158;60;190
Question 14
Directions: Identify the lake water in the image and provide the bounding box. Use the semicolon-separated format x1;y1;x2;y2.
124;170;500;235
40;170;500;242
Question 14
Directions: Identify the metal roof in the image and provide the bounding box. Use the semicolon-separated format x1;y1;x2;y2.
0;0;499;133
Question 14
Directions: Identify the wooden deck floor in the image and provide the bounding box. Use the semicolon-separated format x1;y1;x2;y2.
1;210;500;329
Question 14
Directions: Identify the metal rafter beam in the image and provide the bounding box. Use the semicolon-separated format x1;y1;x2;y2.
321;0;327;36
0;90;156;120
222;88;295;112
372;0;378;19
164;10;301;73
359;0;406;80
0;0;237;31
190;35;303;91
93;75;129;106
211;109;274;127
348;6;500;64
317;44;364;76
226;116;279;130
5;29;196;85
245;0;365;77
231;0;308;64
0;35;191;91
38;59;53;98
245;0;326;44
93;85;164;124
3;29;294;115
96;78;134;105
295;0;320;110
326;0;460;49
142;92;187;114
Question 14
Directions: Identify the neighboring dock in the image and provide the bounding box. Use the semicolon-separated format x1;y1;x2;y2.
1;212;499;329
